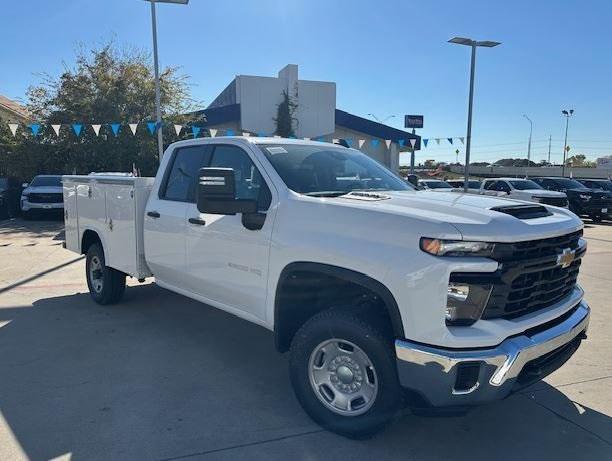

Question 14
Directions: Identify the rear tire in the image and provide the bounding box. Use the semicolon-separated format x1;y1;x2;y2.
590;214;602;223
22;210;32;220
85;243;126;305
289;309;402;439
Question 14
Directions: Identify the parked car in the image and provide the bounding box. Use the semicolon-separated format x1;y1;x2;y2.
21;175;64;219
446;179;481;190
481;178;568;207
417;179;454;190
575;178;612;194
532;176;612;222
63;138;590;438
0;176;23;218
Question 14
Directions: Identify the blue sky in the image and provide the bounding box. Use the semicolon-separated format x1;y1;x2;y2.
1;0;611;164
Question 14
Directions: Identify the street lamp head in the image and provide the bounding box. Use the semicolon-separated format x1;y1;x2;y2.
449;37;501;47
569;109;574;115
562;109;574;117
449;37;474;46
144;0;189;4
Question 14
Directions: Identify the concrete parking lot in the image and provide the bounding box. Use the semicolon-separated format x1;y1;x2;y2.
0;217;611;461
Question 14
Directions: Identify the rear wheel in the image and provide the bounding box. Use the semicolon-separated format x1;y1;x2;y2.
590;214;602;223
289;309;401;439
86;243;126;305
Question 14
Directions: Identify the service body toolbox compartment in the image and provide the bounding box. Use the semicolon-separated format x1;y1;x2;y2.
62;175;155;279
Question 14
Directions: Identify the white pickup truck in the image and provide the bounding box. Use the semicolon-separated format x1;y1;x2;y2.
481;177;568;207
63;137;590;438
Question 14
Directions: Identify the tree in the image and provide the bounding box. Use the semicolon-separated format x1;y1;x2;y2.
274;90;297;137
494;158;537;167
423;159;438;169
0;42;199;179
566;154;595;168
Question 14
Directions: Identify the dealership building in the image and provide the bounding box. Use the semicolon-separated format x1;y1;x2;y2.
194;65;419;171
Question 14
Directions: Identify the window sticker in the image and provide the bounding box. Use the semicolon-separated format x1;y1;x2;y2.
266;146;288;154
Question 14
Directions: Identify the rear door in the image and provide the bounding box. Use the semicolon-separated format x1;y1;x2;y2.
184;143;275;322
144;145;211;287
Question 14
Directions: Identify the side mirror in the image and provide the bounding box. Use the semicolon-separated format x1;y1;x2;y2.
406;174;419;188
197;167;257;215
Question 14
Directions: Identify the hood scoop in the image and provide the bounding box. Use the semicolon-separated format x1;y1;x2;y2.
491;204;552;220
342;191;392;201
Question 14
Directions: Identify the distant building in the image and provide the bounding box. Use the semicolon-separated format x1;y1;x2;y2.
193;65;419;171
0;95;28;123
596;156;612;169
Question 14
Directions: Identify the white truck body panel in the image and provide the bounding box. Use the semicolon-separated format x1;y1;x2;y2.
62;175;155;279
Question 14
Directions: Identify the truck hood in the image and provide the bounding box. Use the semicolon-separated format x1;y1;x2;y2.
519;189;566;197
333;190;582;242
23;186;63;195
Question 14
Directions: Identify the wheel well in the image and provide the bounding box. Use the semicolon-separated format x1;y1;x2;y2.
274;263;404;353
81;230;101;255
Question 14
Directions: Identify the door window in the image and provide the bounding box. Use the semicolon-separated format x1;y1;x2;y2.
162;145;212;202
209;145;271;210
484;180;497;191
496;181;511;192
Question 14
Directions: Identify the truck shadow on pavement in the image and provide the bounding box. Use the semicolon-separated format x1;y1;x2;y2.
0;284;610;460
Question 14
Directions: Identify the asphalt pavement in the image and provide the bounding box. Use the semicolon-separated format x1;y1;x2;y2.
0;217;610;460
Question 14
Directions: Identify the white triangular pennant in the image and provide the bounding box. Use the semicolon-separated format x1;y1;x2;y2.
8;123;18;136
333;138;340;144
129;123;138;135
358;139;366;148
459;137;465;144
209;128;217;138
92;124;101;136
409;138;417;148
385;140;392;149
174;124;182;136
51;124;61;136
273;135;281;138
303;137;311;141
243;132;251;137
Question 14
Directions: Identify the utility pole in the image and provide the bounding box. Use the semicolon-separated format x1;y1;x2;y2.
561;109;574;177
547;135;551;164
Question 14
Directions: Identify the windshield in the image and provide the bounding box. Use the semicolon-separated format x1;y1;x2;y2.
509;179;542;190
550;178;587;190
587;181;612;191
258;144;412;196
30;176;62;187
423;181;452;189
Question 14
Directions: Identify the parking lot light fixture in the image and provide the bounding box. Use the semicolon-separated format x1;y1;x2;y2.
144;0;190;161
561;109;574;177
448;37;501;192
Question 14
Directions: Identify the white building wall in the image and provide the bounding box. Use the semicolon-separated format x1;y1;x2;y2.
332;126;400;171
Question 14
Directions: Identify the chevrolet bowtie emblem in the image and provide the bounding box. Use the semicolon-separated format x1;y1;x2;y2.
557;248;576;269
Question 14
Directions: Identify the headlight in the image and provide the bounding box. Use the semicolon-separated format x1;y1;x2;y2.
446;281;492;326
579;194;591;201
420;238;494;257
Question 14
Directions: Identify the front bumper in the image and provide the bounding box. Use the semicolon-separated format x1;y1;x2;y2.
21;200;64;211
395;301;589;407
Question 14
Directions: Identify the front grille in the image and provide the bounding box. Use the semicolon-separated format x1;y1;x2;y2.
28;193;63;204
480;230;584;320
539;196;568;207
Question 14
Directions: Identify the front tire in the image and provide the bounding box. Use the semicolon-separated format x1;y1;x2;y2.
289;309;402;439
85;243;126;305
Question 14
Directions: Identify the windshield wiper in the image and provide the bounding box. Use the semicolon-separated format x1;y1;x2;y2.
303;191;350;197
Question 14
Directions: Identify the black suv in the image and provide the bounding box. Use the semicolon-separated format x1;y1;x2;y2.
532;177;612;222
576;178;612;194
0;176;22;218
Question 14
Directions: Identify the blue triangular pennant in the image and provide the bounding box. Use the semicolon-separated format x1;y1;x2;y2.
398;139;405;147
371;139;380;148
345;138;353;146
317;137;326;142
258;132;266;137
226;129;235;136
192;126;201;138
423;139;429;147
110;123;121;137
447;138;454;145
147;122;157;135
29;124;41;136
72;124;83;136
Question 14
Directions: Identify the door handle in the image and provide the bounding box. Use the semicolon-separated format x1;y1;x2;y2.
188;217;206;226
147;211;160;218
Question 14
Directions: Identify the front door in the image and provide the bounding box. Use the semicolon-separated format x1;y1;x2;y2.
184;143;275;322
144;145;211;287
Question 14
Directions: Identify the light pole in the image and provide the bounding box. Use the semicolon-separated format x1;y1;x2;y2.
561;109;574;177
145;0;189;161
449;37;501;192
523;114;533;174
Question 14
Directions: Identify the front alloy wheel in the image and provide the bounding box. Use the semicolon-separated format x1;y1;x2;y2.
308;339;378;416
